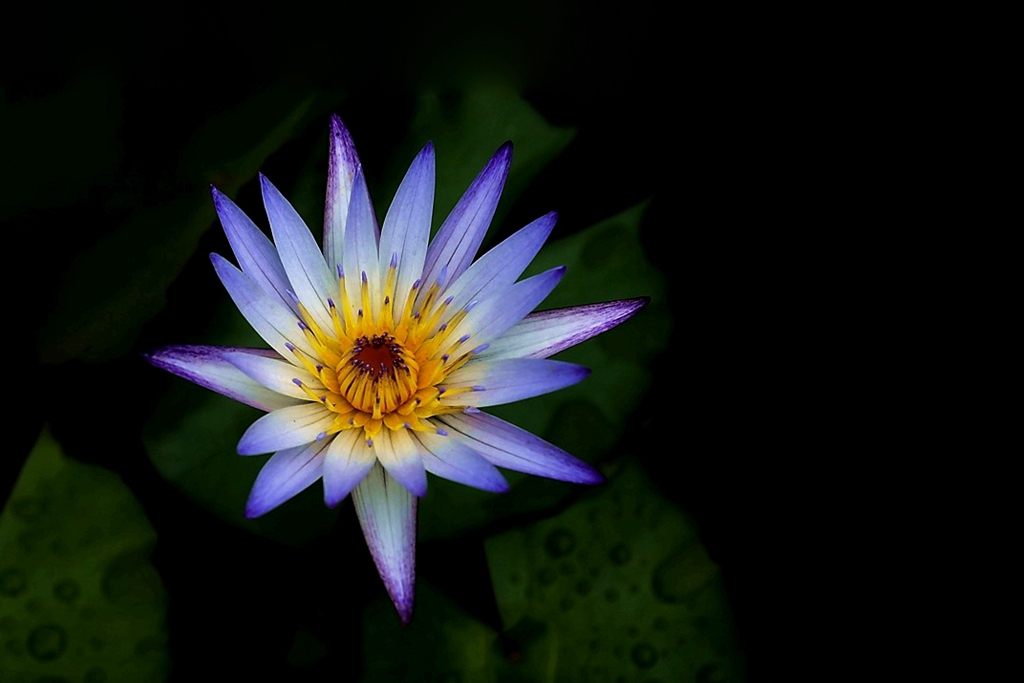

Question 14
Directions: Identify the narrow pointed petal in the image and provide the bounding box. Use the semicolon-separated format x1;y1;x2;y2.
420;142;512;293
211;254;317;359
479;298;649;361
378;143;434;320
212;187;297;312
414;429;509;492
323;115;362;271
373;428;428;498
437;412;603;484
245;440;329;518
322;429;376;507
342;169;382;315
261;175;336;332
441;359;590;407
237;402;335;455
353;463;417;624
441;212;556;320
449;266;565;350
143;345;301;412
221;350;325;400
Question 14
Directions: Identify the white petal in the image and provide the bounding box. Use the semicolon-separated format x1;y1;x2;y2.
436;411;603;484
441;212;555;322
372;428;427;498
479;298;648;361
414;429;508;492
144;345;301;412
323;114;362;272
221;350;325;400
420;142;512;293
448;266;565;351
342;169;382;319
261;175;335;332
441;358;590;407
245;440;329;518
353;462;417;624
322;429;375;507
237;402;336;455
210;254;316;359
212;187;297;313
379;143;434;322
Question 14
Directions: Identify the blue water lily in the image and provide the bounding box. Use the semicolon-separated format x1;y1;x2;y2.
146;115;646;622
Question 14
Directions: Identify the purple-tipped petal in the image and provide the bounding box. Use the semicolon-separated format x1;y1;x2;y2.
353;463;417;624
479;298;649;361
260;175;335;332
342;168;382;315
374;428;428;498
441;359;590;407
144;345;301;412
436;411;604;484
379;143;434;321
322;429;376;507
212;187;297;313
414;429;509;492
221;350;324;399
442;212;556;322
323;114;362;271
420;142;512;297
210;253;317;359
449;266;565;350
237;402;336;455
245;440;330;518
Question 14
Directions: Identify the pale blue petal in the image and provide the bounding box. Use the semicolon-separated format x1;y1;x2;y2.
245;440;329;518
210;253;317;359
322;429;376;507
414;429;509;492
353;462;417;624
420;142;512;296
373;428;428;498
220;350;324;400
144;345;301;412
378;143;434;322
261;175;335;332
212;187;297;313
479;298;649;361
437;412;603;484
441;212;556;322
441;358;589;407
237;402;335;455
323;114;362;272
342;168;382;318
448;266;565;351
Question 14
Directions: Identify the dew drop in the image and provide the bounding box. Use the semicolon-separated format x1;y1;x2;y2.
651;544;717;604
53;578;79;603
609;543;632;565
558;561;575;576
0;567;27;597
11;498;44;521
27;623;68;662
575;579;592;596
604;588;620;602
543;528;576;558
653;617;668;632
559;596;574;612
49;539;69;556
631;642;658;669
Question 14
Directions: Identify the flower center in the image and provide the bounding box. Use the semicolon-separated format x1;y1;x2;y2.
337;333;418;415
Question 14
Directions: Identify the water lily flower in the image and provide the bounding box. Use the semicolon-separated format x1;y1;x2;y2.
146;115;646;622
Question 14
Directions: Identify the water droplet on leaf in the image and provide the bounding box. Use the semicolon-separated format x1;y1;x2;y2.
631;642;658;669
27;623;68;662
543;528;576;558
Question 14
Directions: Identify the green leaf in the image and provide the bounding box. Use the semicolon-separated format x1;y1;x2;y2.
0;427;169;682
485;460;744;683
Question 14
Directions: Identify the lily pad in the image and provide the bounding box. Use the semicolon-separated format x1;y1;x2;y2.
0;427;169;683
485;460;743;683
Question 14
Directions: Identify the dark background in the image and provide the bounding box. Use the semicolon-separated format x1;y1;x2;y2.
2;2;792;680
